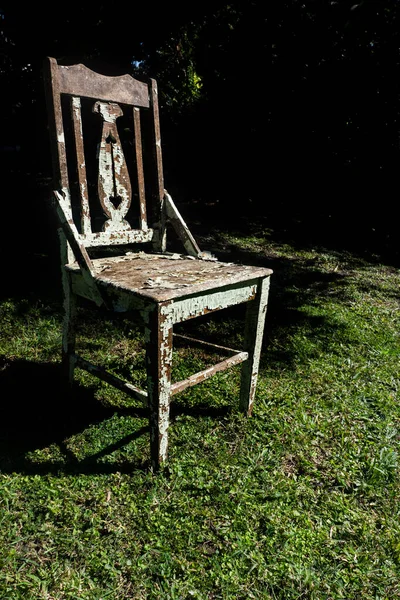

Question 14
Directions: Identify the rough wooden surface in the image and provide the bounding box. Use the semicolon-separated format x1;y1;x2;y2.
94;101;132;231
59;62;150;106
66;253;273;302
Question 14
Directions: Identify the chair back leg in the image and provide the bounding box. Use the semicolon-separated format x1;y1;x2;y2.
62;270;78;389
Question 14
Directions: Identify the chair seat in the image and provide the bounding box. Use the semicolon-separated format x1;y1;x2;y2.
66;253;272;303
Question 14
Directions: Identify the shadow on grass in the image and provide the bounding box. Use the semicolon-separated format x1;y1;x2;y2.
178;244;352;374
0;357;142;474
0;248;356;478
2;209;388;475
0;356;231;475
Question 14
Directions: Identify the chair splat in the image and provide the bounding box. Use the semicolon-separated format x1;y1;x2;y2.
94;101;132;232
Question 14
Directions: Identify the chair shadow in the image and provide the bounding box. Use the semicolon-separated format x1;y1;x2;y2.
0;356;231;475
0;357;149;474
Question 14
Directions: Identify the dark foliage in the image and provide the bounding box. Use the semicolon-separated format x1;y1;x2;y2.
0;1;398;261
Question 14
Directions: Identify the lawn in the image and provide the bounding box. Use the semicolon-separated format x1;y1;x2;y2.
0;217;399;599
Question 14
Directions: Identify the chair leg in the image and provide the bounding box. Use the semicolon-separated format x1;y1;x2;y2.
61;271;77;389
144;303;173;471
239;277;270;416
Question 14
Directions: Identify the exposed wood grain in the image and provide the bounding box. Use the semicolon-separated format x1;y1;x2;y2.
71;96;91;235
239;277;271;415
149;78;166;252
59;63;149;107
43;57;69;191
133;107;148;229
173;333;243;355
144;302;173;470
52;190;105;307
164;191;201;257
66;253;271;302
171;352;248;396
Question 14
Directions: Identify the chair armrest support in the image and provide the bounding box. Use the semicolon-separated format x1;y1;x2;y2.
163;190;202;258
51;190;106;307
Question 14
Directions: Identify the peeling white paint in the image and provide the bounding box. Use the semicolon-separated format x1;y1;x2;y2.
71;96;91;236
84;227;154;248
94;101;132;232
143;303;173;465
71;96;81;113
249;278;270;375
164;191;201;257
165;283;257;324
156;309;173;463
239;277;270;415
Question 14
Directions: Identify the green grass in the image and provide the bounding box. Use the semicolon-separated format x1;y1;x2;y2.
1;231;400;599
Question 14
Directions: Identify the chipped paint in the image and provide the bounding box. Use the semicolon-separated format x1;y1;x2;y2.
164;191;201;257
143;302;173;468
94;101;132;232
133;106;147;230
71;96;91;235
53;190;105;307
239;277;270;415
149;78;165;253
44;56;273;470
166;283;258;324
171;351;248;396
84;228;154;248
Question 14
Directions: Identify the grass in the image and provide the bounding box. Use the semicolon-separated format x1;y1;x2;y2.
1;223;400;599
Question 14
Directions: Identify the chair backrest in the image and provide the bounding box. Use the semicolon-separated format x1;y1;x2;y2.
43;57;165;253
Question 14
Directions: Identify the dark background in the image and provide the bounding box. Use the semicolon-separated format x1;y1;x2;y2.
0;1;399;272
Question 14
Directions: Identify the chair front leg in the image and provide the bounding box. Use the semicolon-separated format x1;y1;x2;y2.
144;302;173;471
239;276;271;416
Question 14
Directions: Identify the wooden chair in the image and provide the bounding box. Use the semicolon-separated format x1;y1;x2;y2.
43;56;272;470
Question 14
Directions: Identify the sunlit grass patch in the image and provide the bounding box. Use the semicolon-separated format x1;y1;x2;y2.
1;233;400;599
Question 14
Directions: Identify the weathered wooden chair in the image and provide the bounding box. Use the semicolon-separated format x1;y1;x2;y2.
43;56;272;470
